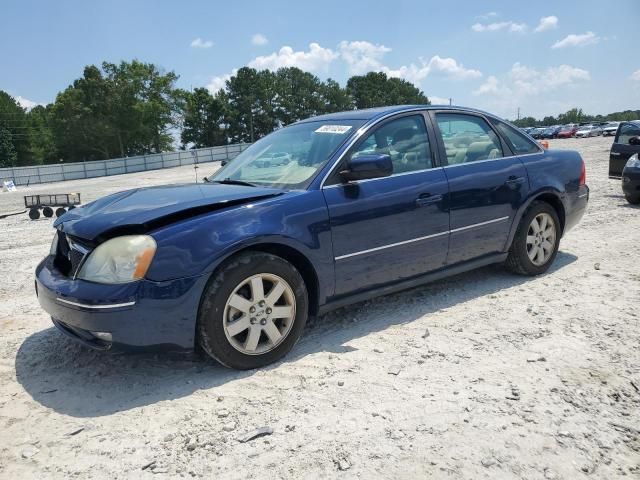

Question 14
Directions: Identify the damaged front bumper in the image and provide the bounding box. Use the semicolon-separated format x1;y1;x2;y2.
35;256;209;351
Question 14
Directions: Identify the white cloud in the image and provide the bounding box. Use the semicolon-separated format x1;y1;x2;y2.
552;31;599;49
425;55;482;79
16;96;41;110
534;15;558;32
251;33;268;46
429;95;451;105
206;69;237;93
475;62;589;99
339;40;391;74
473;76;504;95
248;43;338;72
509;62;590;94
631;69;640;81
204;41;482;96
190;38;214;49
338;42;481;83
472;21;527;33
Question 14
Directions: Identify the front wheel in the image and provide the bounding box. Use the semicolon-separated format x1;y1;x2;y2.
505;202;561;275
197;252;308;369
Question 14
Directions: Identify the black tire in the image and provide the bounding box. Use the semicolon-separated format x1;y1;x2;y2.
55;207;66;218
67;205;76;211
197;251;308;370
625;194;640;205
42;206;53;218
505;201;561;276
28;208;40;220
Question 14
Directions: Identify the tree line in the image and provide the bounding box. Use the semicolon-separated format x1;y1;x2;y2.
2;59;636;168
512;107;640;128
0;61;428;167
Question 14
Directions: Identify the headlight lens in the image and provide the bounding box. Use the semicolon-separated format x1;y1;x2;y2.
77;235;157;284
50;232;59;256
625;154;640;169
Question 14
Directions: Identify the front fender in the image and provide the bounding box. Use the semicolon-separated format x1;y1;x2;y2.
145;190;334;302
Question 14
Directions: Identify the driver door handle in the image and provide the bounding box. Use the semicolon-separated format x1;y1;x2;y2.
416;193;443;207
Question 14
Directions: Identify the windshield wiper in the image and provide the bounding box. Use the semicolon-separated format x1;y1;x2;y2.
212;178;257;187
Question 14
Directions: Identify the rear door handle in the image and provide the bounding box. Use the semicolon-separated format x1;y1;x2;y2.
505;176;526;187
416;193;443;207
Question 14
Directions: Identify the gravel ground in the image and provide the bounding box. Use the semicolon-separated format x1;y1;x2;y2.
0;136;638;479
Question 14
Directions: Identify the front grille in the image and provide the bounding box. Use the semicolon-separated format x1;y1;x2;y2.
54;233;91;278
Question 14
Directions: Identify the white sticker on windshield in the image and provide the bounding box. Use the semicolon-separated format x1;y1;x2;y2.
315;125;352;134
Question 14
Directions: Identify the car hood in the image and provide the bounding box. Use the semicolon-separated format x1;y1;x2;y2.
54;183;284;242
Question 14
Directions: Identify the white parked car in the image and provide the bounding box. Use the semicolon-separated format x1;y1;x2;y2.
602;122;620;137
575;125;603;138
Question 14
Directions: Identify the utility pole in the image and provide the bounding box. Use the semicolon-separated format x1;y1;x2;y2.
517;107;521;121
449;98;452;106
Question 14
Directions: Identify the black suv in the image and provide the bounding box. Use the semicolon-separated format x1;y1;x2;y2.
609;121;640;177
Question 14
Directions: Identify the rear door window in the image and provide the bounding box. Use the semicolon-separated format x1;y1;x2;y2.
434;113;503;164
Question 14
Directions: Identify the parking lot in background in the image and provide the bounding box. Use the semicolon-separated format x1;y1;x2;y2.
0;136;638;478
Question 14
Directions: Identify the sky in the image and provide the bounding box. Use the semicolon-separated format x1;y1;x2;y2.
1;0;639;120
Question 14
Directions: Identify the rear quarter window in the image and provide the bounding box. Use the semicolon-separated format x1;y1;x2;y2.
492;120;542;155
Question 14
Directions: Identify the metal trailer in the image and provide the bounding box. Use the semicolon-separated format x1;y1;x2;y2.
24;193;81;220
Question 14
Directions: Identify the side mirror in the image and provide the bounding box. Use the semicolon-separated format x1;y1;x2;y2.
340;154;393;182
629;136;640;146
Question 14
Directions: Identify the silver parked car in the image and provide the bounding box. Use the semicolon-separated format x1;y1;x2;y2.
602;122;620;137
575;125;603;138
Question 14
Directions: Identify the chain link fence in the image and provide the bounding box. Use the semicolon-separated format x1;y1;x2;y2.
0;143;251;186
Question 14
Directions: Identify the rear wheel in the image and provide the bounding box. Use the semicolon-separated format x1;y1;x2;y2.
625;194;640;205
197;251;308;369
42;206;53;218
505;201;560;275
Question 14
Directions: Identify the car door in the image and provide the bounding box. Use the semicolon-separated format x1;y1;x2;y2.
322;113;450;296
429;111;530;265
610;122;640;177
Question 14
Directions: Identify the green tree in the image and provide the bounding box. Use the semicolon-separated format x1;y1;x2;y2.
0;91;32;165
346;72;429;109
27;105;58;164
557;108;584;124
273;67;325;125
51;61;181;162
0;126;17;167
180;87;228;148
319;78;353;113
225;67;278;143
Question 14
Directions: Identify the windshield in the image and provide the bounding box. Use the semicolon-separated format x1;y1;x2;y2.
209;120;366;189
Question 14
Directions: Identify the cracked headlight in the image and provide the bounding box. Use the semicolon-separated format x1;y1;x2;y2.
77;235;157;284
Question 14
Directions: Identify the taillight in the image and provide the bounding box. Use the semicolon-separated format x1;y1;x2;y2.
579;158;586;186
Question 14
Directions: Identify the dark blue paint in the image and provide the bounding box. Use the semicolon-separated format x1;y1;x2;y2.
35;105;589;352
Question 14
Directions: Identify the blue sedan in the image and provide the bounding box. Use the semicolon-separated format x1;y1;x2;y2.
35;105;589;369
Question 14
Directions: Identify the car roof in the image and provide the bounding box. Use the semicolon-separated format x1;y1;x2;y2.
294;104;500;124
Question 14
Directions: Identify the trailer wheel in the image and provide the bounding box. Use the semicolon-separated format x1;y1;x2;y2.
28;208;41;220
42;207;54;218
55;207;66;218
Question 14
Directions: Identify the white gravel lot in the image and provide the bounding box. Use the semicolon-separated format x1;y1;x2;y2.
0;136;638;479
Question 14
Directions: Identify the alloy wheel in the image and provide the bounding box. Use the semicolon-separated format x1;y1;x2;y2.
223;273;296;355
526;213;556;266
